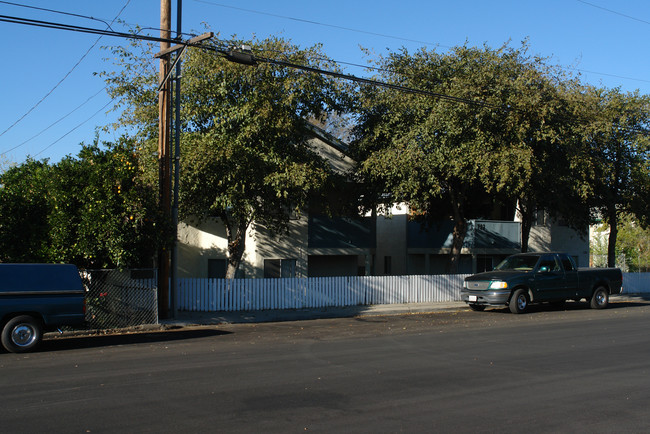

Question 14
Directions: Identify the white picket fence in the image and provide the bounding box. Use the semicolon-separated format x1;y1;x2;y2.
622;273;650;295
177;274;469;312
176;272;650;313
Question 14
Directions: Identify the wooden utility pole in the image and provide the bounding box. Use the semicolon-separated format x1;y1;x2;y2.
158;0;172;319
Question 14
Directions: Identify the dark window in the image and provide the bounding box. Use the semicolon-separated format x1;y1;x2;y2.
384;256;392;275
208;259;227;278
477;256;494;273
264;259;296;278
560;255;575;271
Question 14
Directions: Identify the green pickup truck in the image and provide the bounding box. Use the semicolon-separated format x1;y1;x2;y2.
461;252;623;314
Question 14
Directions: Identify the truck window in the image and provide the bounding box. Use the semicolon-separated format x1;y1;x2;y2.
539;256;561;272
560;254;575;271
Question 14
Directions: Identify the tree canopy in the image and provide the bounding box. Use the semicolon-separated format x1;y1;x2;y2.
105;34;352;277
579;87;650;266
0;139;161;268
352;43;567;271
351;41;650;271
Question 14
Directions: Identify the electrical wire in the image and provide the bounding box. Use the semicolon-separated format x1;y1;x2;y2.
0;0;116;30
32;97;116;158
3;6;648;157
192;0;449;49
0;1;131;139
576;0;650;26
3;88;106;154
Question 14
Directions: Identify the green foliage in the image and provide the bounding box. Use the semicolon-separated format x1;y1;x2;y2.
579;87;650;266
591;214;650;272
353;40;650;269
0;140;162;268
352;42;570;270
104;33;352;277
0;159;51;262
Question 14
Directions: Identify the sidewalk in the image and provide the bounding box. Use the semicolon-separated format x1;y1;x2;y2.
161;293;650;327
161;301;467;327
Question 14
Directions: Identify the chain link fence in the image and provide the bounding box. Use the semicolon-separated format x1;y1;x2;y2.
81;269;158;330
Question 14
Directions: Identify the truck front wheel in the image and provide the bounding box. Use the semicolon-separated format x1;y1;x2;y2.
509;289;529;314
590;287;609;309
1;315;43;353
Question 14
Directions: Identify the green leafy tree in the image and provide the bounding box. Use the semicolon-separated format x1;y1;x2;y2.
591;214;650;271
581;87;650;267
104;34;351;277
0;159;52;262
0;140;161;268
499;66;593;251
51;140;163;268
353;43;563;272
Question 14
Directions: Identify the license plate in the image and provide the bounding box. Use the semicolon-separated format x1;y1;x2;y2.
469;295;478;302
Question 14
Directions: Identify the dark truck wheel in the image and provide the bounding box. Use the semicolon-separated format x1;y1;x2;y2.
1;315;43;353
590;286;609;309
509;288;529;314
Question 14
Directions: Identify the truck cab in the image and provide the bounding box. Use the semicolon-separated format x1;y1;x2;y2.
0;264;86;352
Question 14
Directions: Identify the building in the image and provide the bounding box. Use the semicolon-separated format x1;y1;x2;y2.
176;127;589;278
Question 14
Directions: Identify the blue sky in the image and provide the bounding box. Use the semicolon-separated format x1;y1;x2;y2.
1;0;650;165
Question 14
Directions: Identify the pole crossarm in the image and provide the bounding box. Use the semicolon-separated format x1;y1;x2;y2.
154;31;214;58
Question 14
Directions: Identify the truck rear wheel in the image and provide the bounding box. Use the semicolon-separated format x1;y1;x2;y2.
509;289;529;314
590;287;609;309
1;315;43;353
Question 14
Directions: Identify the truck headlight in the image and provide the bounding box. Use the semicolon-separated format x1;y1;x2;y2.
489;281;508;289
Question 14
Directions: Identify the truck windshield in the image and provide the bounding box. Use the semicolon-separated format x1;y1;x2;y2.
495;255;540;271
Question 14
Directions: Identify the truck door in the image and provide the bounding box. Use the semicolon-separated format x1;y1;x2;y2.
534;254;565;301
559;254;581;297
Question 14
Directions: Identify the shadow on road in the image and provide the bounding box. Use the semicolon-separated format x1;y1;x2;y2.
37;328;232;353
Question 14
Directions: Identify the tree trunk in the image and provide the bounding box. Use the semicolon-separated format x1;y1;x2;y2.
607;209;618;268
518;198;535;253
446;190;467;274
224;215;250;279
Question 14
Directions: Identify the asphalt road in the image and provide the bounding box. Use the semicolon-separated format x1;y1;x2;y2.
2;300;650;433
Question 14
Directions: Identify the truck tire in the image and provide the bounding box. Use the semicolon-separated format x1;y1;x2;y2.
590;286;609;309
509;288;529;314
1;315;43;353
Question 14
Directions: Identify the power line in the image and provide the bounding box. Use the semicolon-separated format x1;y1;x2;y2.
0;1;132;138
32;97;116;158
0;0;117;29
576;0;650;26
192;0;449;49
219;46;650;137
203;1;650;88
0;13;179;44
214;46;496;109
0;0;199;40
569;67;650;85
3;87;106;154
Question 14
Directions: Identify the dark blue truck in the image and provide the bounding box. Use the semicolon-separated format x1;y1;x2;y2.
461;252;623;314
0;264;86;352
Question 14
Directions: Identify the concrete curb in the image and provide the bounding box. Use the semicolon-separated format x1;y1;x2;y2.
45;294;649;339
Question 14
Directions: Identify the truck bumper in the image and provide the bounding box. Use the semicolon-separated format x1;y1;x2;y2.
461;289;511;306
